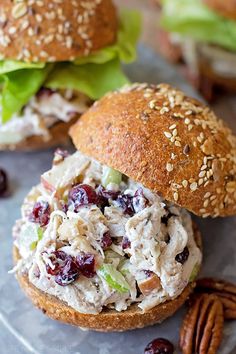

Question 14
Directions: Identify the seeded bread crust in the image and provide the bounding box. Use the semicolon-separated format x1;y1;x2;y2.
0;117;78;152
0;0;118;62
13;223;202;331
70;83;236;218
204;0;236;20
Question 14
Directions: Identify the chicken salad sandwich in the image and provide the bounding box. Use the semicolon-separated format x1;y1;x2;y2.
0;0;140;150
12;83;236;331
160;0;236;99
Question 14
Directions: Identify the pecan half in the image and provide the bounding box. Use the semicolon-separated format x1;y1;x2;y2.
180;294;224;354
196;278;236;319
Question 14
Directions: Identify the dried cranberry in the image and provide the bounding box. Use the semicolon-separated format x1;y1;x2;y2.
175;246;189;264
54;148;69;159
0;168;8;197
67;111;78;119
100;231;112;250
96;185;120;211
34;266;40;278
122;236;131;250
144;338;174;354
96;186;109;210
46;250;67;276
60;200;68;213
76;253;96;278
97;185;120;201
55;256;79;286
46;251;80;286
116;194;134;216
53;149;70;166
144;270;154;278
46;263;59;276
54;250;68;260
37;87;55;99
68;184;98;212
29;201;51;227
133;188;148;212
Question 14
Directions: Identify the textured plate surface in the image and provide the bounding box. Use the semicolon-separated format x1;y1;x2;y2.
0;45;236;354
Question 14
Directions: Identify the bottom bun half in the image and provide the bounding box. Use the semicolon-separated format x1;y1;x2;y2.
13;224;202;332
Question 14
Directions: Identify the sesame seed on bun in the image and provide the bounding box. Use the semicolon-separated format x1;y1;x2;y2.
70;83;236;218
0;0;118;62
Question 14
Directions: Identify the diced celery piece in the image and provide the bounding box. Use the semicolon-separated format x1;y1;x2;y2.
189;263;200;282
19;223;44;251
30;241;38;251
37;227;43;241
102;167;122;188
118;259;130;275
98;264;130;293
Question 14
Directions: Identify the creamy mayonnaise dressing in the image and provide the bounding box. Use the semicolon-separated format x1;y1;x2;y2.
13;151;202;314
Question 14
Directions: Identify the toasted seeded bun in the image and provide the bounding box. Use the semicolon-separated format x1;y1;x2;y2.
13;223;202;332
70;83;236;218
204;0;236;20
0;117;78;152
0;0;117;62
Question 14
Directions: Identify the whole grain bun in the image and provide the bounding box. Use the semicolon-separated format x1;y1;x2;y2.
13;223;202;331
70;83;236;218
0;0;118;62
204;0;236;20
0;116;78;152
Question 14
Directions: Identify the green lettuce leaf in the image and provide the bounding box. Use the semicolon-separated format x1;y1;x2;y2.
45;58;129;100
0;9;140;123
0;60;45;75
161;0;236;52
74;9;141;65
1;65;53;123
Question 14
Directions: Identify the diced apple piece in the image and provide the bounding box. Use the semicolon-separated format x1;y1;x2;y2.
138;273;161;295
41;151;90;197
58;219;95;254
58;219;79;242
41;176;55;193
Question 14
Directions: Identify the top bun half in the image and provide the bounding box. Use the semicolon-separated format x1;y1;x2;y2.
70;83;236;218
204;0;236;21
0;0;118;62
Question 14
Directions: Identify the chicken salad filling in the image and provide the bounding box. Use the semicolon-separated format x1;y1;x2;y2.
13;150;202;314
0;89;91;145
